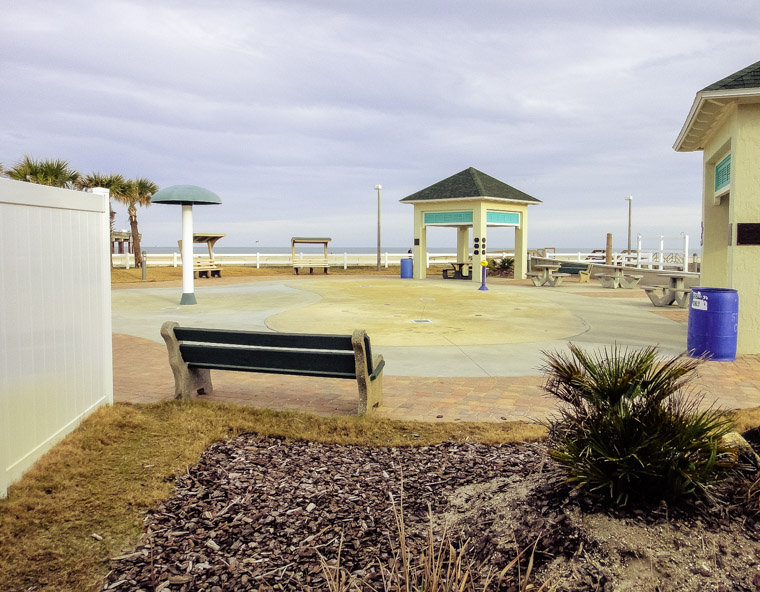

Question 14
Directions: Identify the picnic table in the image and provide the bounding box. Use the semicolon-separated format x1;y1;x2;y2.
527;264;569;287
595;267;643;289
641;273;693;308
442;262;472;280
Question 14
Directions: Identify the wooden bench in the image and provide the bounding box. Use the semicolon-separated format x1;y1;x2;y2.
160;321;384;415
192;258;221;278
578;265;593;283
293;258;329;275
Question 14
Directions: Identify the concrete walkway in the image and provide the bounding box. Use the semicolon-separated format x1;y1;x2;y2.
113;275;760;422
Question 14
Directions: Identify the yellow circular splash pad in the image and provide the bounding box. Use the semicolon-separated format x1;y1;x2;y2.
267;279;585;347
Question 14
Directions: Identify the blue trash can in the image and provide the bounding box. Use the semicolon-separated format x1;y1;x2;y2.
687;287;738;361
400;258;413;279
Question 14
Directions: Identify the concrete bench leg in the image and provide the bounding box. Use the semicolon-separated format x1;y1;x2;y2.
674;292;691;308
161;321;213;399
352;329;384;415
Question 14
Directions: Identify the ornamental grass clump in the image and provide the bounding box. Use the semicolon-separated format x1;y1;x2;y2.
542;344;735;505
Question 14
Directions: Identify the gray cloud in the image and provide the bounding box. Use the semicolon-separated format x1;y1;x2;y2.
2;0;758;250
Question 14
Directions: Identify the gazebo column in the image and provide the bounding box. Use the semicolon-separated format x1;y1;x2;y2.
472;204;487;283
413;206;427;279
456;227;469;263
515;210;528;280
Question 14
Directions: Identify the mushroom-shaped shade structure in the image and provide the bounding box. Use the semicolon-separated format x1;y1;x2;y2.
151;185;222;206
152;185;222;305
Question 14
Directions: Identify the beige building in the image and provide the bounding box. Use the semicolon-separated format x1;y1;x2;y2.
400;167;541;282
674;59;760;354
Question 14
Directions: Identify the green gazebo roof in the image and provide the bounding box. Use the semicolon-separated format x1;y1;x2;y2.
400;167;541;204
702;60;760;91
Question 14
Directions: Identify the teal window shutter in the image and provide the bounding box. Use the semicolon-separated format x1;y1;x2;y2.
715;155;730;192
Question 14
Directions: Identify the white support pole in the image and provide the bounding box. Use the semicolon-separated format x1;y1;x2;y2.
682;233;689;272
344;252;347;270
180;204;196;305
659;236;665;270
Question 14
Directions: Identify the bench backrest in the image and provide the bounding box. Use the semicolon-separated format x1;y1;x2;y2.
172;327;376;380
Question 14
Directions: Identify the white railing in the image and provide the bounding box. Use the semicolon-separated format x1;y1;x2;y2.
536;234;694;272
112;250;519;269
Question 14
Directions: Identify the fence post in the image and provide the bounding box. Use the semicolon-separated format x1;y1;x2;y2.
636;234;642;267
426;251;430;269
344;252;347;270
682;233;689;272
125;251;130;270
256;252;260;269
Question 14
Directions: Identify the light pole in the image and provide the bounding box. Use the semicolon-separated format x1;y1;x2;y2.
624;195;633;255
374;184;382;271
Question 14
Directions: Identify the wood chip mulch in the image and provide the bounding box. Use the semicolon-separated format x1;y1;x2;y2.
102;436;545;591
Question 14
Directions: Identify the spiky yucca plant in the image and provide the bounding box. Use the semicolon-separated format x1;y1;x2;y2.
543;344;735;505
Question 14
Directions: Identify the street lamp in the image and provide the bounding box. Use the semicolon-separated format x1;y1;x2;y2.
624;195;633;255
374;184;382;271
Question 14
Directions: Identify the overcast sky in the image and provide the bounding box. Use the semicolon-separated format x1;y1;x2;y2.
2;1;758;251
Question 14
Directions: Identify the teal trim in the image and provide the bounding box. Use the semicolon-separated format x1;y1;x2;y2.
715;155;731;192
424;211;473;225
486;211;520;225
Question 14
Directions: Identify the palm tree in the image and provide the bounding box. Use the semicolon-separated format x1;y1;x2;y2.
77;173;129;268
8;156;80;188
119;178;158;268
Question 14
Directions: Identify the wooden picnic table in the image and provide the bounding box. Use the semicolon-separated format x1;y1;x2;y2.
595;267;643;289
640;273;693;308
527;264;569;287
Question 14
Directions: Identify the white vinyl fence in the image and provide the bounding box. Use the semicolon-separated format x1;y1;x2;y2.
0;179;112;498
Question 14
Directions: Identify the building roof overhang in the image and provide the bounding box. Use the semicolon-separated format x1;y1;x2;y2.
401;196;538;206
674;88;760;152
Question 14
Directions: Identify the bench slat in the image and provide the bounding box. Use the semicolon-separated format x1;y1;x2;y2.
180;344;358;378
175;327;352;351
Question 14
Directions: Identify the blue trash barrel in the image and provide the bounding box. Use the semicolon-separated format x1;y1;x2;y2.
400;258;413;279
687;287;738;361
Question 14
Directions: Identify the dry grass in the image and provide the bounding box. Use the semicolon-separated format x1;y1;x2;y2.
110;265;449;283
732;406;760;434
0;400;546;592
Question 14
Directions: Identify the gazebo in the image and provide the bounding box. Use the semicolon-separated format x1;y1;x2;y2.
400;167;542;282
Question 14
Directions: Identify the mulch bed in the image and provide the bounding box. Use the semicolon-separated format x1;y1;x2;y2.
102;435;760;592
102;437;546;591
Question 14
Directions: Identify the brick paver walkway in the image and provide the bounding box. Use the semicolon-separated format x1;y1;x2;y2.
113;334;760;423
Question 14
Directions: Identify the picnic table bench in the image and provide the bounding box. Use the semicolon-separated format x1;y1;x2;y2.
595;269;643;289
641;285;692;308
442;262;472;280
528;264;570;286
160;321;384;415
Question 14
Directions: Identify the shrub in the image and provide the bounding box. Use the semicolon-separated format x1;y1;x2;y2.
488;257;514;276
542;344;735;505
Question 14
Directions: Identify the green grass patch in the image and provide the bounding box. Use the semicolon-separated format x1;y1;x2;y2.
0;400;545;591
